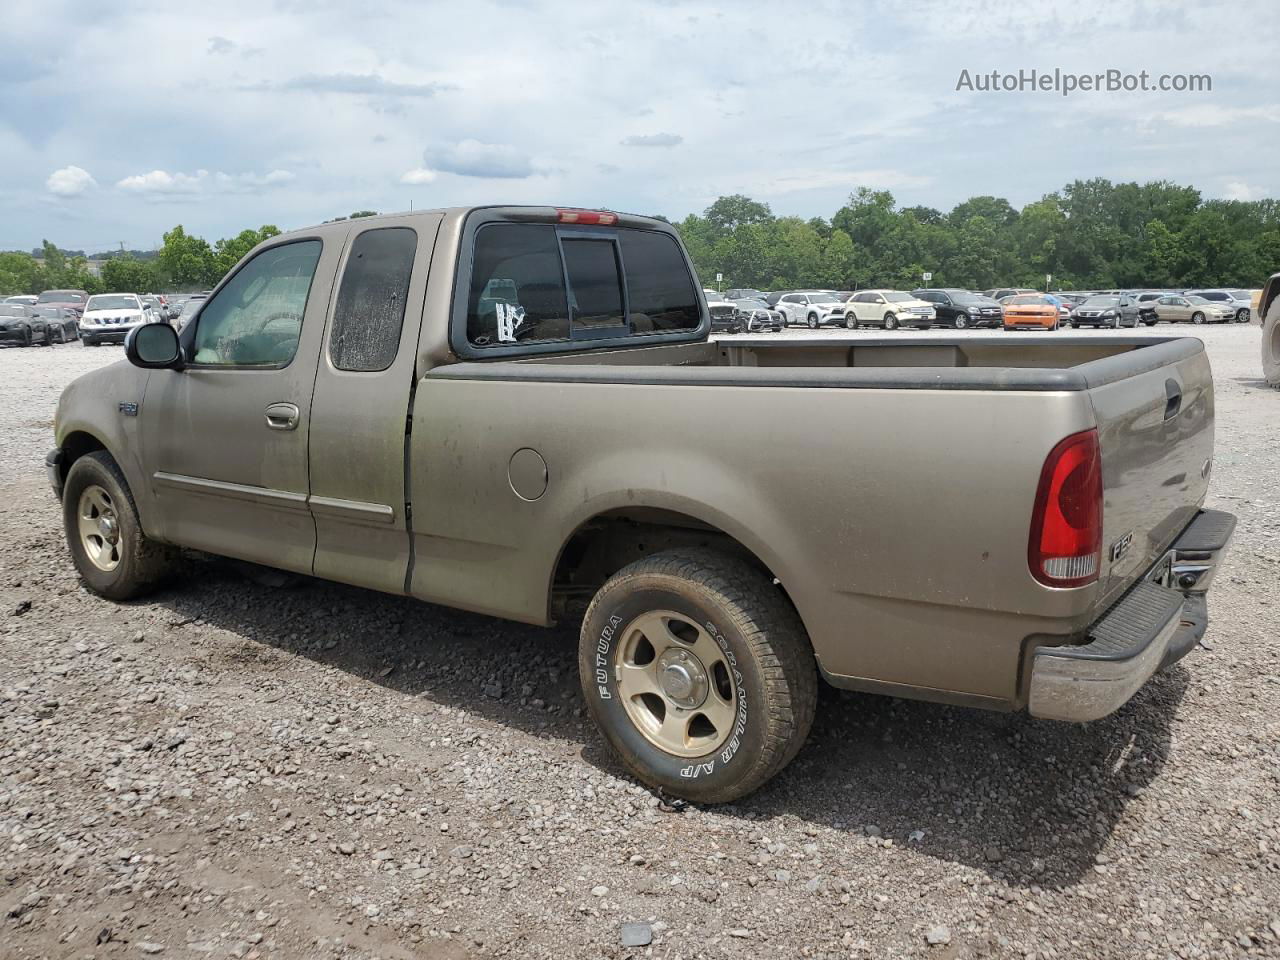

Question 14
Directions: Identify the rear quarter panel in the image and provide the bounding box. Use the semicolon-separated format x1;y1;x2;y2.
407;376;1100;703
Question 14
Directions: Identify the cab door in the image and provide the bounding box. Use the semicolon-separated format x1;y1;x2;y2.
141;233;345;572
307;215;442;594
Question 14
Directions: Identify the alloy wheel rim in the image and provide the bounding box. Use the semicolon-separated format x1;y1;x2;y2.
78;484;122;572
615;610;738;757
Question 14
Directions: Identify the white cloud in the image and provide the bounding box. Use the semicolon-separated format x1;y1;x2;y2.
1148;104;1280;129
620;133;683;148
117;169;208;194
1222;180;1267;201
116;168;294;195
45;165;96;197
423;140;539;179
400;168;437;185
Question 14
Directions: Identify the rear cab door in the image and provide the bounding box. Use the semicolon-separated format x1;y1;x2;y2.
307;214;443;593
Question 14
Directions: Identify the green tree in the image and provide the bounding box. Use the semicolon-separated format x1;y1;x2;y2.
213;225;281;278
158;226;218;289
101;256;160;293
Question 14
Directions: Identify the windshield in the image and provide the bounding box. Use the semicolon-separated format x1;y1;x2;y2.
36;290;84;304
733;299;768;309
1186;295;1210;304
884;292;915;303
952;293;990;305
809;293;840;304
1008;295;1049;305
86;295;140;311
1082;296;1119;307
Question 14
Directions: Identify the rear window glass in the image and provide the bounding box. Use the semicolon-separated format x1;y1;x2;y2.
562;238;625;330
329;227;416;372
465;223;700;347
616;230;700;332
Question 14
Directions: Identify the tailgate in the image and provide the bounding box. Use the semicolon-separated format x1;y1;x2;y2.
1084;340;1214;610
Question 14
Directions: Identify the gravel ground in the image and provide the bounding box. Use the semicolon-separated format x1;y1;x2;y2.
2;328;1278;960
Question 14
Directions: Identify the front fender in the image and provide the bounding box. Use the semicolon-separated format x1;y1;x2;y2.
54;361;157;537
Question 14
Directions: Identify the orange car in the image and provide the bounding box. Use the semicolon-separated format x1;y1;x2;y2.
1001;294;1060;330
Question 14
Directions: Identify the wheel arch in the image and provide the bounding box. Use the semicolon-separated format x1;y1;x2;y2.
547;501;800;627
1260;272;1280;324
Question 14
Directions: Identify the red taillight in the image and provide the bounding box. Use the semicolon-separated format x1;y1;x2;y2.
556;208;617;226
1029;429;1102;588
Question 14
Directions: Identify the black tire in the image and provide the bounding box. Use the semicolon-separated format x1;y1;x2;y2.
20;326;32;347
1144;320;1157;327
883;313;898;330
579;549;817;804
953;314;968;330
806;313;819;329
1262;295;1280;388
1236;308;1250;323
50;326;63;344
62;452;177;601
1191;311;1205;325
844;313;857;330
1071;322;1079;329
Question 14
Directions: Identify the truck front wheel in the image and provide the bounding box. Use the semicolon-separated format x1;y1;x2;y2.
579;549;817;804
62;451;178;600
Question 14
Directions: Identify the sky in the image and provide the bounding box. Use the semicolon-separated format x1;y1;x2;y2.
2;0;1275;253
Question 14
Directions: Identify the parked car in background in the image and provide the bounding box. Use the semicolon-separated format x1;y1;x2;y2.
841;290;935;329
1183;289;1253;323
703;289;741;333
911;289;1003;328
1130;291;1168;323
725;288;767;302
141;295;166;320
1001;294;1061;330
730;298;783;332
1070;295;1141;328
775;290;845;328
79;293;152;346
4;294;38;307
174;295;206;330
986;287;1038;302
1153;294;1234;325
33;305;80;342
36;289;89;318
0;302;52;346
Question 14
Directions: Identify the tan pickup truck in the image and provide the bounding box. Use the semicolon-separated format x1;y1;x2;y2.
48;206;1235;802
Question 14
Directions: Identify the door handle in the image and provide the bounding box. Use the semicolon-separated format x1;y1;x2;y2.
1163;379;1182;421
264;402;300;431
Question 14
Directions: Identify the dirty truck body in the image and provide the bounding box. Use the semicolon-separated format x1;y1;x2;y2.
49;206;1235;801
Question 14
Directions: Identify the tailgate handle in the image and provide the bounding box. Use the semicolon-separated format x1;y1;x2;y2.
1163;379;1182;421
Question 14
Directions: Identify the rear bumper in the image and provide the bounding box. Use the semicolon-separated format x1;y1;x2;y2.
1027;508;1235;722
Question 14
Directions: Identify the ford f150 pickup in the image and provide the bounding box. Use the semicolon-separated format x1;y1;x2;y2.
47;206;1235;803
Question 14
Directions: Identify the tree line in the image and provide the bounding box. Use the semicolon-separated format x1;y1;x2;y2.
4;183;1276;299
0;212;381;297
676;179;1280;292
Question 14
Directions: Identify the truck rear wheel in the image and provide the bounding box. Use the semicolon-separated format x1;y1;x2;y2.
1263;296;1280;388
579;549;817;804
62;451;177;600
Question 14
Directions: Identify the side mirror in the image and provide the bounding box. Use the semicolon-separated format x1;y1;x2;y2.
126;322;183;370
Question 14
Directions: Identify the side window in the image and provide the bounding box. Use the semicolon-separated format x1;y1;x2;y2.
467;224;569;345
329;227;416;372
562;238;625;331
617;229;699;333
192;240;322;366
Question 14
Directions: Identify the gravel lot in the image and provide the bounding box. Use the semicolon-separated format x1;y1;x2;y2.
2;328;1278;960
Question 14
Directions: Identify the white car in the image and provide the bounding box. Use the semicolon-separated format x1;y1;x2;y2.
840;290;936;330
775;290;845;328
79;293;157;346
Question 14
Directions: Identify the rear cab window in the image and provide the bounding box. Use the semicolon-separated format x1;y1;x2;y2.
461;216;703;353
